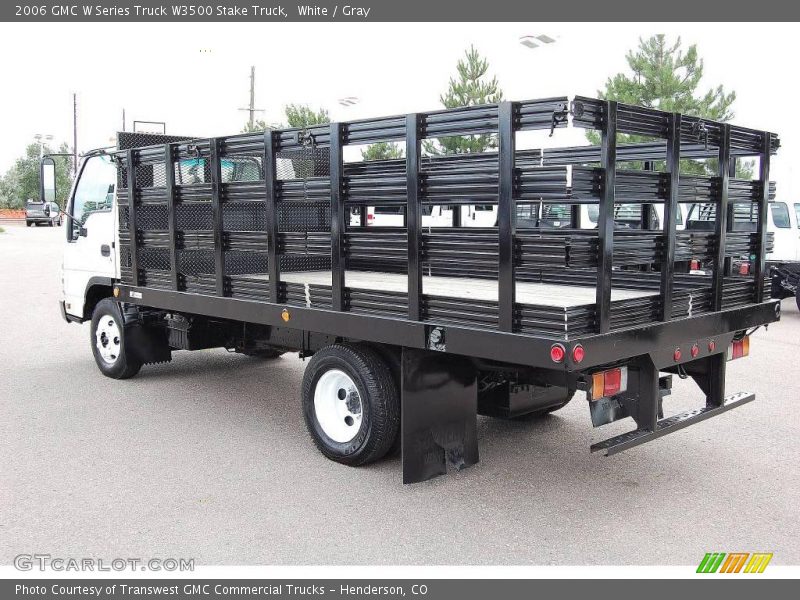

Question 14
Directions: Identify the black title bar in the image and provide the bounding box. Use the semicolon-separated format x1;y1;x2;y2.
4;0;800;22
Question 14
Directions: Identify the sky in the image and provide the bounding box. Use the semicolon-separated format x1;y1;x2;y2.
1;22;798;197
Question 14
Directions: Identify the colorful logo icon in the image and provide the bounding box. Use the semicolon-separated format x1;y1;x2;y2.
697;552;773;573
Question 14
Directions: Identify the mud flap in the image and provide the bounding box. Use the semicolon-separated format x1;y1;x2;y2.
401;348;479;484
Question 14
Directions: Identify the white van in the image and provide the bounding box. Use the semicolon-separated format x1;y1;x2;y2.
766;201;800;262
685;200;800;262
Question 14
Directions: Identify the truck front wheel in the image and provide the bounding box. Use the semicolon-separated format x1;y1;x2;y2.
302;344;399;466
796;285;800;312
90;298;142;379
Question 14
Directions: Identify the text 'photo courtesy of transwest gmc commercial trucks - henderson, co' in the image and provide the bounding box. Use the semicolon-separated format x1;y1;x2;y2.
51;96;786;483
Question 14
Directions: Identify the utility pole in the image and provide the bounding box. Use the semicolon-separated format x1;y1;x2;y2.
72;93;78;175
122;108;126;132
238;66;264;130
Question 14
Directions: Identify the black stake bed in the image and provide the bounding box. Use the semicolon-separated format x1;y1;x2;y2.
110;97;782;481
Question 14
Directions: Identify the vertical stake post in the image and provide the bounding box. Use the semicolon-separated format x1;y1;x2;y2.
754;132;772;303
125;149;140;288
164;143;179;291
264;130;280;304
711;124;731;311
660;113;681;321
209;138;225;297
406;114;422;322
596;101;617;333
498;101;516;333
330;123;345;311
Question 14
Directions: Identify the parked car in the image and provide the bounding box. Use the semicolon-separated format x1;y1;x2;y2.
25;200;61;227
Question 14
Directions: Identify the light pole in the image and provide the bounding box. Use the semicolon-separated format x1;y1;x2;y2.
34;134;54;158
519;34;558;49
336;96;360;121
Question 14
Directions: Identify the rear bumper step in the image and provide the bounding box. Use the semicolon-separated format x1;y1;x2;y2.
591;391;755;456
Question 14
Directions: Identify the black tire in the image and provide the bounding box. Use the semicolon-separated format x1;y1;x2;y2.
242;348;285;359
26;221;31;227
302;343;399;466
90;298;142;379
796;286;800;312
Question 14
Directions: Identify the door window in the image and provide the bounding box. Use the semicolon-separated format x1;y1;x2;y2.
69;155;116;241
794;203;800;229
770;202;791;229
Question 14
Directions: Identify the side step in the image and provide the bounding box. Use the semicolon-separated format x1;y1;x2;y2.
590;392;755;456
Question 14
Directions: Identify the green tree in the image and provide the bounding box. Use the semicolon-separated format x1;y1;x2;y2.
361;141;404;161
241;104;330;133
285;104;330;128
241;119;272;133
592;34;751;177
424;45;504;156
0;142;73;209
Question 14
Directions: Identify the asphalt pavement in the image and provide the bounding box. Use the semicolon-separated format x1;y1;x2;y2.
1;223;798;565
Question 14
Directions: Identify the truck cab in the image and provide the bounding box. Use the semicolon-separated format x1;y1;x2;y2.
60;152;119;321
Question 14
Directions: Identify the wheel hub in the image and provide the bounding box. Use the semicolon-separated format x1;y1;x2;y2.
95;315;121;365
313;369;363;443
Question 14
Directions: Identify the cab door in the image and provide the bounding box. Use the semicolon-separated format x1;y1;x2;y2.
794;203;800;260
62;155;119;319
766;202;796;262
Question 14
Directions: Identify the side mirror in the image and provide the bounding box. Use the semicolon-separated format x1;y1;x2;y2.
40;157;56;204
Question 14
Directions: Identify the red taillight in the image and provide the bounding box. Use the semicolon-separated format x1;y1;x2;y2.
673;348;682;362
728;337;750;361
691;343;700;358
550;344;566;363
708;340;716;352
690;259;700;271
739;262;750;275
591;366;628;401
572;344;585;364
603;368;621;396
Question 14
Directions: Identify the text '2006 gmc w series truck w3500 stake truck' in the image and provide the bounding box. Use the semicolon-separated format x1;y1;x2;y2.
53;97;781;483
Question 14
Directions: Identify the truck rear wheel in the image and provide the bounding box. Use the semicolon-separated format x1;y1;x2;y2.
796;285;800;312
90;298;142;379
302;344;399;466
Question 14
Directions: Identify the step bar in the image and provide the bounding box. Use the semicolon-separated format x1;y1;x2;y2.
590;391;755;456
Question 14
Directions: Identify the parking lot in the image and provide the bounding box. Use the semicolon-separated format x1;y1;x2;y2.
1;222;798;565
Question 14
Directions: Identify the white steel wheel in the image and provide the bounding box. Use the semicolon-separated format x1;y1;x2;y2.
95;314;122;365
90;298;142;379
313;369;363;443
301;344;399;466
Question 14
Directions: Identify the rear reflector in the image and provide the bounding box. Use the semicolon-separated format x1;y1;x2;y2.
591;366;628;401
727;336;750;361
